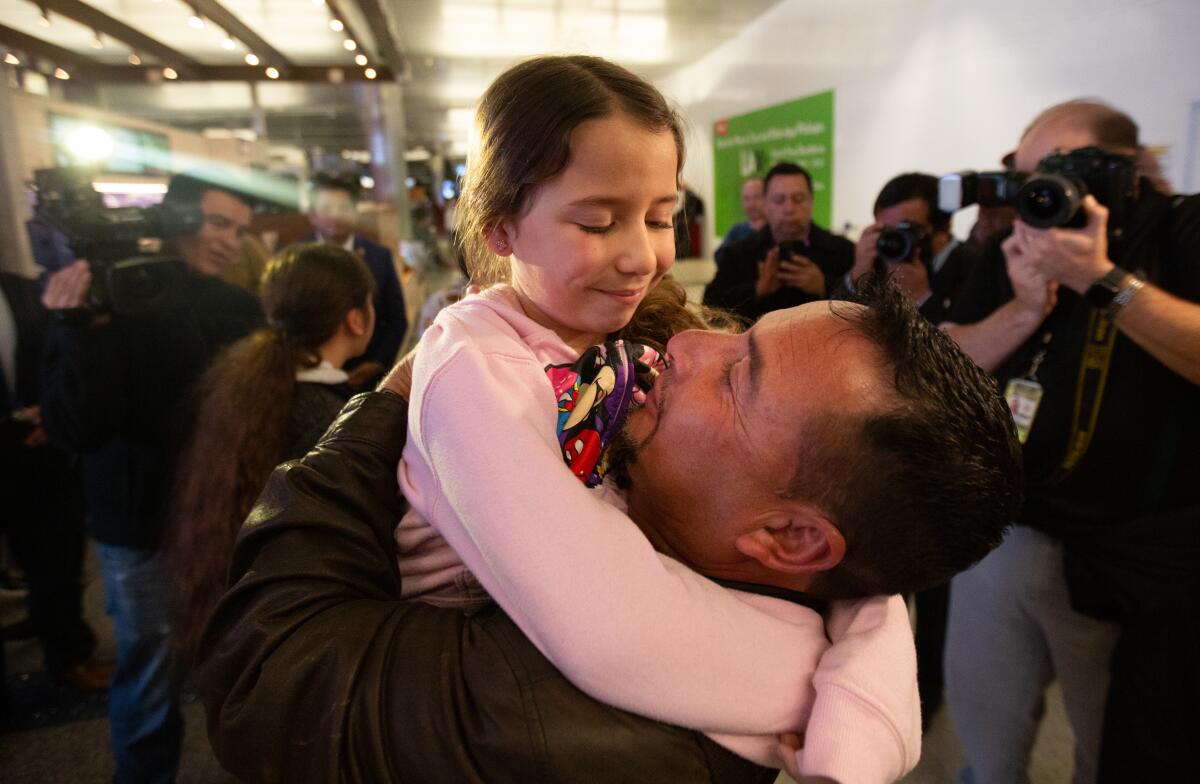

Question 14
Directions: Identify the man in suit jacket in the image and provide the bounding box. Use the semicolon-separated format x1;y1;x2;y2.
0;270;105;694
308;173;407;389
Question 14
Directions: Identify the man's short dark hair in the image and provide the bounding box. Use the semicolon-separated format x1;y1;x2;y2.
763;162;813;194
873;172;952;232
792;277;1023;598
308;172;361;202
162;171;256;214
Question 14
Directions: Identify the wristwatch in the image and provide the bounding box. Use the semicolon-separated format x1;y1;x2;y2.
1084;266;1144;318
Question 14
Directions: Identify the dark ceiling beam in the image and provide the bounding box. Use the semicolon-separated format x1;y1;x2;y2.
346;0;407;78
326;0;377;64
187;0;292;67
0;22;104;69
38;0;200;67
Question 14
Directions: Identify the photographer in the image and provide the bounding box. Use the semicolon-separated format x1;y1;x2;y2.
849;172;980;324
704;162;853;321
39;172;263;783
940;100;1200;782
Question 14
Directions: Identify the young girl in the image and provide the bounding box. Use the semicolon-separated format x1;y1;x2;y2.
397;56;919;780
170;243;374;664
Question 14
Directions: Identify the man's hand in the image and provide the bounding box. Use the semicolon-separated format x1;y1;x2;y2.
346;360;386;391
778;254;827;297
13;406;47;449
1016;195;1116;293
41;260;92;311
851;224;883;283
755;247;783;300
1003;226;1059;319
378;348;417;400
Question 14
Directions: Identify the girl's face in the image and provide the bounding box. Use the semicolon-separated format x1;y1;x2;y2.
496;112;679;353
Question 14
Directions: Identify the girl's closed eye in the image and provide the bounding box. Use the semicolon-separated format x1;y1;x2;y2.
577;222;616;235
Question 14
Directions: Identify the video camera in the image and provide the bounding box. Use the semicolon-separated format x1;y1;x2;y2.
30;167;200;315
876;221;932;265
938;146;1136;231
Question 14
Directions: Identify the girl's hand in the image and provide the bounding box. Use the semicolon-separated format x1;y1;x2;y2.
379;348;418;400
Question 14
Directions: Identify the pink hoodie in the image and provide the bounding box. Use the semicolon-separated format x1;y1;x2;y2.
399;286;920;781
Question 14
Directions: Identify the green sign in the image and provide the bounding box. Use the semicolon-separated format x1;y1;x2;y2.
712;90;835;236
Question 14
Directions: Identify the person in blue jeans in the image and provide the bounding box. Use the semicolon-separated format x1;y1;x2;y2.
39;171;263;782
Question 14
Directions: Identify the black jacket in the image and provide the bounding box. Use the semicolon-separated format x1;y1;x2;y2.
196;391;775;783
1;272;48;416
40;268;262;547
704;224;854;320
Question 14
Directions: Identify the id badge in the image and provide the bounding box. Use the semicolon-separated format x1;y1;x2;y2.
1005;378;1044;445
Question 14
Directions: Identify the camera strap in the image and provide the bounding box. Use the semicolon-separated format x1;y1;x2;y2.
1046;307;1119;485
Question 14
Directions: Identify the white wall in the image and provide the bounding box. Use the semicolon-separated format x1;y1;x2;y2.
657;0;1200;247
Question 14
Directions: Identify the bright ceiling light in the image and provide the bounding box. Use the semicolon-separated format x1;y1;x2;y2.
128;53;141;65
354;53;367;66
188;16;205;30
163;67;178;80
4;53;19;66
244;53;260;66
65;125;113;163
221;37;236;51
54;67;69;80
364;67;377;79
330;20;344;32
343;39;357;51
265;67;280;79
359;175;375;190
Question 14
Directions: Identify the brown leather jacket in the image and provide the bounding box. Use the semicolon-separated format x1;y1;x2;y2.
196;391;775;783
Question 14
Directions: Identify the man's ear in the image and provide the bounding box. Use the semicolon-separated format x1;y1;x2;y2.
733;508;846;574
484;222;516;257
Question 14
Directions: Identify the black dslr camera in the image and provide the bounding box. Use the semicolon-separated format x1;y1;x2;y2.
30;168;201;315
875;221;931;264
938;147;1136;231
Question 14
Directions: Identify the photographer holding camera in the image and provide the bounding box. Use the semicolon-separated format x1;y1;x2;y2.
38;171;263;783
704;161;853;320
939;100;1200;782
849;172;981;324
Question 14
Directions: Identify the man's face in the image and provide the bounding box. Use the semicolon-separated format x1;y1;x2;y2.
177;189;252;276
619;304;888;576
875;197;942;264
310;188;358;242
764;174;814;242
741;179;765;223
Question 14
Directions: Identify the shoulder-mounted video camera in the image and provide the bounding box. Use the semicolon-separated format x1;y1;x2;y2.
938;146;1137;232
30;167;201;316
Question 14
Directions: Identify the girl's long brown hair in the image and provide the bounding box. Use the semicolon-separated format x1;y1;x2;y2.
168;243;373;664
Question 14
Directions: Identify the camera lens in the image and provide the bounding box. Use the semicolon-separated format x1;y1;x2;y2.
1016;173;1083;229
876;227;914;263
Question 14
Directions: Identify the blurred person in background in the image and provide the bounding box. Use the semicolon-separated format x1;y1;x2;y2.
849;172;981;324
704;162;853;320
941;99;1200;783
168;243;374;666
715;177;766;255
39;171;263;783
307;172;407;390
220;234;270;295
1;269;106;698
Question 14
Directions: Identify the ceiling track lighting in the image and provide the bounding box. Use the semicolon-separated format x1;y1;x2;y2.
4;53;20;66
265;66;280;79
54;67;69;80
128;53;142;65
163;67;179;80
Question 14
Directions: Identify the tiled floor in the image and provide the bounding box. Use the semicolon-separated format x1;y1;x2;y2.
3;542;1076;782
